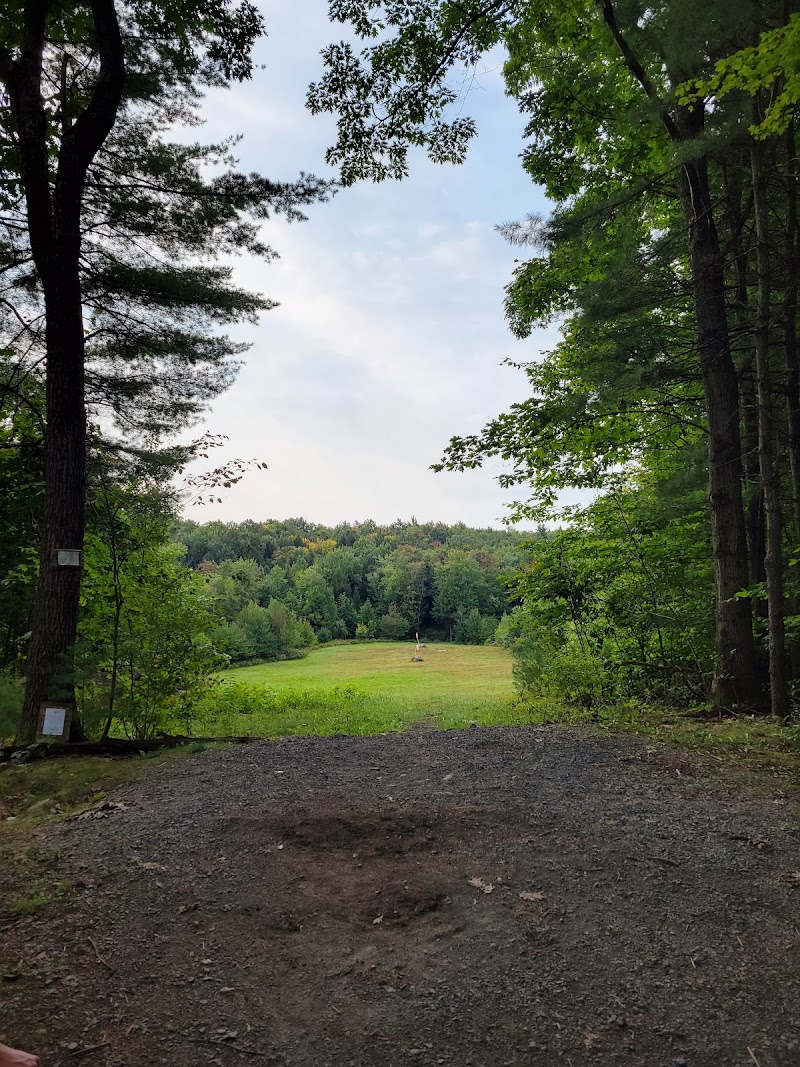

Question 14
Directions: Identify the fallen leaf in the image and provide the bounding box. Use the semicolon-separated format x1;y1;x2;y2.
519;891;545;902
467;877;494;894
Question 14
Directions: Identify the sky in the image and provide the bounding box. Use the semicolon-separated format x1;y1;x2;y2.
181;1;557;529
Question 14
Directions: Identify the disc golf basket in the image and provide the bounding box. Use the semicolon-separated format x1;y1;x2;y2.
411;631;424;662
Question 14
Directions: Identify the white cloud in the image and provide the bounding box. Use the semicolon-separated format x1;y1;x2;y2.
177;2;560;528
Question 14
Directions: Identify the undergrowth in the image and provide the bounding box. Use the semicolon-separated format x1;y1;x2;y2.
514;701;800;771
195;680;800;772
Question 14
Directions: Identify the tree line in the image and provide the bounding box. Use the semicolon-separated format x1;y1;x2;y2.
0;499;527;740
310;0;800;718
172;517;527;657
1;0;329;742
3;0;800;741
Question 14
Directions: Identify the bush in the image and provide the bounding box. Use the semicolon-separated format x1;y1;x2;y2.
455;608;496;645
316;626;332;644
509;630;615;712
236;601;280;660
494;612;521;649
378;604;410;640
0;672;23;740
288;616;315;649
211;621;253;662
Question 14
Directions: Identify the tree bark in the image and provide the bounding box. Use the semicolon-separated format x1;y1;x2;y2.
751;135;789;719
680;150;761;710
784;126;800;540
720;162;767;597
600;0;762;711
3;0;125;743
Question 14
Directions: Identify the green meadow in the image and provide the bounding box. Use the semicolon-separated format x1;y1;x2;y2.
202;643;800;770
202;641;522;737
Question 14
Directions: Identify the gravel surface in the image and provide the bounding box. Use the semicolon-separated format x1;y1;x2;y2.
2;725;800;1066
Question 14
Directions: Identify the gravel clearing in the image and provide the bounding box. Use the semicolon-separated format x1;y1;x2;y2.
2;725;800;1067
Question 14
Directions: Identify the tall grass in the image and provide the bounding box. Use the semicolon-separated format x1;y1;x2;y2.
0;672;23;741
194;681;420;737
201;680;539;738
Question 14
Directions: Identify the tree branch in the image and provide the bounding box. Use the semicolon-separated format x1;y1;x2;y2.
598;0;681;142
6;0;54;269
56;0;125;215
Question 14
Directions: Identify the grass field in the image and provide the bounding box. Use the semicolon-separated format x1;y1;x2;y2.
206;641;520;737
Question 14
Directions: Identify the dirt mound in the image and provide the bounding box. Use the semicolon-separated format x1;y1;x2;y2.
2;726;799;1066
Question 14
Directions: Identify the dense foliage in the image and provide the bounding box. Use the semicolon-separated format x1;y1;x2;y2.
171;517;529;657
1;0;328;741
313;0;800;718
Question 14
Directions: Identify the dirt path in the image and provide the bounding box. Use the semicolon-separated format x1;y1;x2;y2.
2;726;799;1067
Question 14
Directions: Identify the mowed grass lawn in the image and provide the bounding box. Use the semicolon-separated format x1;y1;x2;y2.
210;641;520;737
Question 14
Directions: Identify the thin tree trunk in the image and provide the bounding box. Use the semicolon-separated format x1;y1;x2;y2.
102;594;124;739
785;125;800;539
751;136;789;719
780;124;800;682
720;162;767;596
677;140;760;710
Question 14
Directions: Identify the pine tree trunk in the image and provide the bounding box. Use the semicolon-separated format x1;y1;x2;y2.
17;263;88;743
751;136;789;719
5;0;125;743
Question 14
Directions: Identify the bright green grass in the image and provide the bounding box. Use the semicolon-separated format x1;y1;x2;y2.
228;641;513;701
208;641;517;737
208;643;800;773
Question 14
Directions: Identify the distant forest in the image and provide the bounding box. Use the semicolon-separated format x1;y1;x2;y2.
171;518;534;662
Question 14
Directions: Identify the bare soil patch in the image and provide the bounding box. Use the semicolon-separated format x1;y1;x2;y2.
2;726;799;1066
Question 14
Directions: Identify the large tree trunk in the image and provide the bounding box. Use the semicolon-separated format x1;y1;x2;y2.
4;0;125;743
682;151;761;710
600;0;762;710
17;257;88;741
751;135;789;718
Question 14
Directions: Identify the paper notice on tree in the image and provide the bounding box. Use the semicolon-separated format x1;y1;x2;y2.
42;706;67;736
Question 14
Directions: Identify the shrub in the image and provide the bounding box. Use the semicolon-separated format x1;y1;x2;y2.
0;672;23;740
287;616;315;649
235;601;280;660
455;608;496;645
378;604;410;640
